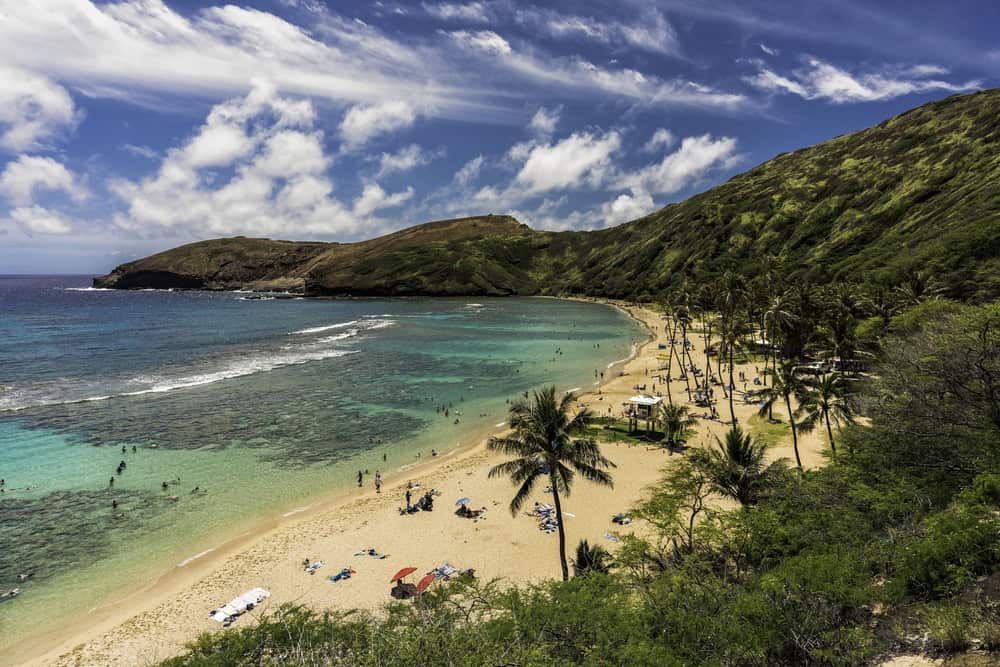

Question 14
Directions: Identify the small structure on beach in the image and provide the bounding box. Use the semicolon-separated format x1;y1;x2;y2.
625;394;662;432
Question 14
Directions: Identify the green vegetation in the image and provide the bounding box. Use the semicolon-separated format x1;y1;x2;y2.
100;89;1000;301
161;301;1000;666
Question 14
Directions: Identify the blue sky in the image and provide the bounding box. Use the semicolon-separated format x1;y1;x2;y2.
0;0;996;274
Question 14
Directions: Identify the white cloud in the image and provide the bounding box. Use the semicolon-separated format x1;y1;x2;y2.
516;131;621;195
353;182;414;217
340;100;418;152
600;189;655;226
758;42;779;56
0;155;87;206
0;66;79;152
7;205;75;234
0;1;486;122
643;128;676;153
616;134;740;195
448;30;512;55
453;155;484;186
110;83;411;239
376;144;441;177
121;144;159;159
423;2;490;23
529;106;561;137
518;8;680;56
745;58;979;103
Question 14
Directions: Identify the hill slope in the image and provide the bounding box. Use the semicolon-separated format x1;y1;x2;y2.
95;89;1000;300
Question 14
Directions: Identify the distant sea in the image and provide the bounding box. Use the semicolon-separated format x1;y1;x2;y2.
0;275;642;655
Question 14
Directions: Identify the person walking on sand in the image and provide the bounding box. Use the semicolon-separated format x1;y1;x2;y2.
357;470;363;487
375;471;382;494
405;488;411;509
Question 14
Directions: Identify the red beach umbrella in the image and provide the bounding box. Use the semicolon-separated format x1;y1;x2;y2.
415;573;436;594
390;567;417;583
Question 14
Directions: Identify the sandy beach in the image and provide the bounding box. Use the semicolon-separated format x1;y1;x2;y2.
15;301;826;667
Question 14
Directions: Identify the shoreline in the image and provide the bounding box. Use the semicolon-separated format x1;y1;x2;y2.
16;298;823;667
9;298;647;667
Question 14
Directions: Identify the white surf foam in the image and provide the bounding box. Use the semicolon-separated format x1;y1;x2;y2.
290;320;359;335
177;548;215;567
63;287;114;292
0;349;359;412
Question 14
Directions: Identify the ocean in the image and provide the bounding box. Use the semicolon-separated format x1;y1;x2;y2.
0;275;643;655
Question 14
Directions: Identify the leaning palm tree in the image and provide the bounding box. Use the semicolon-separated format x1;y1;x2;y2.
756;359;807;469
488;387;616;581
659;402;698;451
572;539;611;577
704;426;786;506
796;373;855;458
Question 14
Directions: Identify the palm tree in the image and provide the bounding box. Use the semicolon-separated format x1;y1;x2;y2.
572;539;611;577
796;373;855;458
659;402;698;451
721;317;751;426
703;426;786;506
756;359;807;469
488;387;616;581
763;292;798;384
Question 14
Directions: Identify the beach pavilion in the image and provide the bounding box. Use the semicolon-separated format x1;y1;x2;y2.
625;394;662;433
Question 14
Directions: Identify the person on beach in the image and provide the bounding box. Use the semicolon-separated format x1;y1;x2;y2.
405;489;411;509
375;471;382;494
357;470;363;487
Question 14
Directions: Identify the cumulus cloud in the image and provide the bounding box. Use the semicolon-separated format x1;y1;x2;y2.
340;100;418;152
600;189;655;226
643;128;676;153
529;106;561;137
516;131;621;195
0;155;87;206
467;130;621;211
616;134;740;195
0;66;79;152
376;144;442;178
7;205;75;234
110;83;412;239
745;58;979;103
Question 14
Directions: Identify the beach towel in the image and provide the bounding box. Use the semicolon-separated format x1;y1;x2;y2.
354;548;388;559
305;560;324;574
329;568;354;582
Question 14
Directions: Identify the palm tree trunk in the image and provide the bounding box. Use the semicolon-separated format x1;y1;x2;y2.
824;409;837;457
680;322;692;397
666;317;677;406
785;393;802;469
550;474;569;581
728;343;737;427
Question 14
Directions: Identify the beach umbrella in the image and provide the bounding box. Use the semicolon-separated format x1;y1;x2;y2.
390;567;417;583
415;573;436;594
455;497;471;506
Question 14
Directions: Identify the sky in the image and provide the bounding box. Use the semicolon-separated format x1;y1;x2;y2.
0;0;997;274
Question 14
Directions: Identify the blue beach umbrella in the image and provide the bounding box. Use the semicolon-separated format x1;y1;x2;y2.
455;497;471;506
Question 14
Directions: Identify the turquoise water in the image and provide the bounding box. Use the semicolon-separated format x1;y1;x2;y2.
0;276;642;654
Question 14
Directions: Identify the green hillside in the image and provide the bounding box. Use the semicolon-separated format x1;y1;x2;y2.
96;88;1000;300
